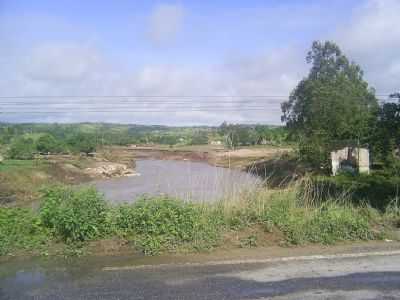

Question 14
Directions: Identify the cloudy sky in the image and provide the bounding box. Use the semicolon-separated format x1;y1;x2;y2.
0;0;399;125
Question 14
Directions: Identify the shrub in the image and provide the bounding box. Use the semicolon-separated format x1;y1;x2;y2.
116;196;222;254
0;207;49;255
40;185;108;242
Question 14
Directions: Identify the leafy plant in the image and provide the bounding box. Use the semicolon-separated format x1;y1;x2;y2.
116;196;221;254
39;185;108;242
0;207;49;255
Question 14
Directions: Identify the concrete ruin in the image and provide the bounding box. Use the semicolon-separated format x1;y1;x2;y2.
331;146;370;176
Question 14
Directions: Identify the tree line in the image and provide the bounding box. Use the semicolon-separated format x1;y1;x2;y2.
0;122;288;159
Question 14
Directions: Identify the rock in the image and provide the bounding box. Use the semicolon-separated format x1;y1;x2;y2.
84;162;137;179
0;154;3;163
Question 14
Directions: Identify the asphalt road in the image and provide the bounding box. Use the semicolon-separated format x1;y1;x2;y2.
1;251;400;299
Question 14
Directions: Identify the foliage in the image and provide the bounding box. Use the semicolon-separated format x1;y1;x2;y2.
115;196;222;255
371;101;400;164
261;192;372;245
218;122;285;148
66;132;97;154
0;184;390;258
384;198;400;228
7;136;36;159
36;134;63;154
190;131;209;145
0;207;49;255
302;173;400;210
281;41;378;168
39;186;108;242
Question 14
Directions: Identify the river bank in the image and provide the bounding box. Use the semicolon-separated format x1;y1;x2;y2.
0;144;295;207
104;144;292;169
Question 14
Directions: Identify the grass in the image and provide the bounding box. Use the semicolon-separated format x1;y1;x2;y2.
0;159;46;172
0;160;52;206
0;158;92;206
0;183;397;258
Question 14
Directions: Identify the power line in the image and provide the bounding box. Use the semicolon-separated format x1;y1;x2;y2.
0;108;283;114
0;94;392;99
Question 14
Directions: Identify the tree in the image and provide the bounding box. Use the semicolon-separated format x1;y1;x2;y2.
190;131;209;145
7;136;36;160
371;95;400;164
281;41;378;168
36;134;62;154
67;133;97;155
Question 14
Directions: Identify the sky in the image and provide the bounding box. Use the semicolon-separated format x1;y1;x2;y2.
0;0;399;125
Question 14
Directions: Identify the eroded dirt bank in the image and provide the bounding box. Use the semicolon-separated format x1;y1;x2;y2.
104;145;292;170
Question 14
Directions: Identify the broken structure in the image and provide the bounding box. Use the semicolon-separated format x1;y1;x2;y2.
331;146;370;176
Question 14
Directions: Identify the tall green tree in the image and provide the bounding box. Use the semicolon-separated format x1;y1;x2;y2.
36;134;62;154
281;41;378;168
371;95;400;164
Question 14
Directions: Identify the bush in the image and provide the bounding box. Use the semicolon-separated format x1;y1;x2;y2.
40;186;108;242
0;207;49;255
116;196;222;254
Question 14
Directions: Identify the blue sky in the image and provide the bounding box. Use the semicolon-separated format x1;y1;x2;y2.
0;0;399;125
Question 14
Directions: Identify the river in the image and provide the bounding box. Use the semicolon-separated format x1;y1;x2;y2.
93;159;261;203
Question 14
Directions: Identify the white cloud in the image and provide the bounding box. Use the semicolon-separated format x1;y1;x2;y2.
148;3;184;45
25;43;103;82
0;42;302;125
2;0;399;125
337;0;400;93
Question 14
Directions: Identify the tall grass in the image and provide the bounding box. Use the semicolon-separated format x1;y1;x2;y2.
0;182;391;257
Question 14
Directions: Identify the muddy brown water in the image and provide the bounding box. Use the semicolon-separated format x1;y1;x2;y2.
93;159;261;203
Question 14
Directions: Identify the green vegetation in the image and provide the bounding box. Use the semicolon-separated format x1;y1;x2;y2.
7;136;36;159
0;184;397;258
115;196;221;254
0;207;49;256
0;123;289;159
40;186;108;242
282;41;378;169
218;122;289;148
0;160;52;206
303;174;400;210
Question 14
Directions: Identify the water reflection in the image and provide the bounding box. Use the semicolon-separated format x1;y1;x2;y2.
94;159;261;203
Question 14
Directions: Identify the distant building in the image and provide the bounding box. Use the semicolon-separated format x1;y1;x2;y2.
331;146;370;176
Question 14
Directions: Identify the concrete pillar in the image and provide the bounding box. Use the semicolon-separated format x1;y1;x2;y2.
358;148;370;174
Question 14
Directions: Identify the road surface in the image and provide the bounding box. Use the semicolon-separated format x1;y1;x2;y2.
1;249;400;299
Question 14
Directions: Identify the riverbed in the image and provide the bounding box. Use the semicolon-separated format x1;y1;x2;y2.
93;159;261;203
